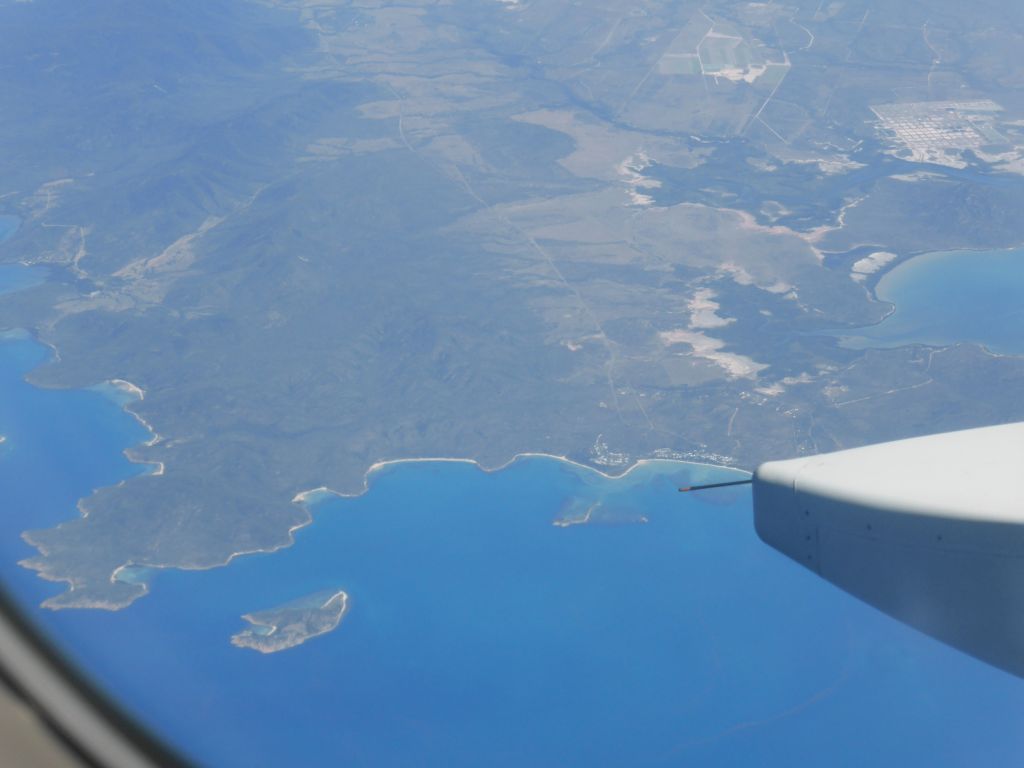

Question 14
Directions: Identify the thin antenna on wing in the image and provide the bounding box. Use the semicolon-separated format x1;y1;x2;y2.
678;478;753;492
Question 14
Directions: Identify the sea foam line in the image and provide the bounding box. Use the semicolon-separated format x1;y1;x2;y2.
240;453;749;576
100;378;165;475
292;452;751;504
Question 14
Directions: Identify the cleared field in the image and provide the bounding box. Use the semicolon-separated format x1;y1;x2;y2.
658;53;702;75
699;35;756;73
656;22;788;88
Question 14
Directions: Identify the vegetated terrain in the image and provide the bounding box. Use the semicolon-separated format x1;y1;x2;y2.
2;0;1024;608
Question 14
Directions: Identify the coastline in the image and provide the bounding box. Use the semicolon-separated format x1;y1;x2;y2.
64;453;747;610
89;377;165;476
231;589;349;654
5;338;167;608
291;453;751;506
832;245;1024;356
8;327;750;610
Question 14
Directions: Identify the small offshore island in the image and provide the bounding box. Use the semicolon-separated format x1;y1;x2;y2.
231;588;348;654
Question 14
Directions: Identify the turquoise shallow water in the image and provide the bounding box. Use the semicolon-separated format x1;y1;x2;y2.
837;247;1024;355
0;266;1023;765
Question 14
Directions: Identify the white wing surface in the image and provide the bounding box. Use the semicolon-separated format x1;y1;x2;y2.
754;422;1024;677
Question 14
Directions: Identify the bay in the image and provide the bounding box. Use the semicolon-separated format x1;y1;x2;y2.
835;247;1024;355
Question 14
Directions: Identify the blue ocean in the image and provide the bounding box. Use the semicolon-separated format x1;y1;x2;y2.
837;246;1024;355
0;215;19;244
1;268;1023;766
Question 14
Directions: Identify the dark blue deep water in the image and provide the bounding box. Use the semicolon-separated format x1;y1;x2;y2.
0;268;1023;766
836;247;1024;355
